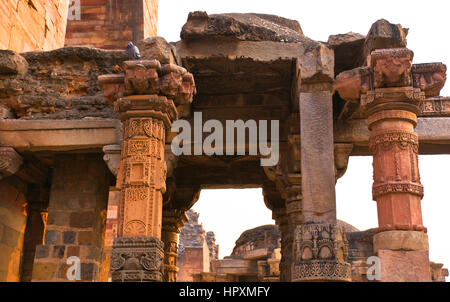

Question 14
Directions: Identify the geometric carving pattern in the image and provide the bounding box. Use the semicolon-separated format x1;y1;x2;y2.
292;223;351;281
110;237;164;282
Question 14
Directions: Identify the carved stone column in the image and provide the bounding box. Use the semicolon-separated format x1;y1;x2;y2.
294;93;351;280
272;208;291;282
161;209;187;282
99;60;195;282
335;47;447;281
361;48;432;281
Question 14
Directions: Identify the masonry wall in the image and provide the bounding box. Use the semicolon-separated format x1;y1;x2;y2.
0;181;27;281
178;245;210;282
65;0;159;49
0;0;69;52
32;154;111;281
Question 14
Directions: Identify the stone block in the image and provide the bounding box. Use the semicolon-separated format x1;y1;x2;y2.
44;230;60;245
63;231;76;244
373;231;428;253
47;211;69;227
0;50;29;75
78;231;95;245
70;211;95;228
80;246;101;261
52;245;66;259
0;225;20;248
34;245;50;259
377;249;431;282
81;263;98;281
66;246;80;257
32;262;58;281
298;45;334;84
136;37;179;65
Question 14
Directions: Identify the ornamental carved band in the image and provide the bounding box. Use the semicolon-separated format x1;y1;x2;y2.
117;116;168;238
369;130;422;199
292;223;351;282
111;237;164;282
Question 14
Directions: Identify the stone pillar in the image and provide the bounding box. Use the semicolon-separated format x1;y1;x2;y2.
294;91;351;281
106;60;181;282
362;48;431;281
32;154;111;281
99;58;195;282
161;209;187;282
273;208;291;282
21;185;49;282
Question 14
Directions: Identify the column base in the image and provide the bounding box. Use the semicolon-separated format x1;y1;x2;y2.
291;223;352;282
373;231;428;253
110;236;164;282
292;260;352;282
377;249;431;282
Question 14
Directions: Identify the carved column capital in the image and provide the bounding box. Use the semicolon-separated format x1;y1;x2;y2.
0;147;23;179
103;144;121;177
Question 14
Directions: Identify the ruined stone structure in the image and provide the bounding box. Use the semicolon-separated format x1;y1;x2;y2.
0;0;69;52
0;3;449;282
177;210;218;282
65;0;159;49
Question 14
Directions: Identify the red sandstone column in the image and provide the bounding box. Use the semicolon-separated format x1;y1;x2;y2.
99;59;195;282
362;48;431;281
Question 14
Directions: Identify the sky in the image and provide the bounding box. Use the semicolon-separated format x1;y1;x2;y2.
157;0;450;271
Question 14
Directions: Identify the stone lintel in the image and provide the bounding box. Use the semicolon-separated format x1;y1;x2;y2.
0;119;121;152
334;117;450;155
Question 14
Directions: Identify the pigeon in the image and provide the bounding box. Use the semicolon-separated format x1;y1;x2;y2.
126;42;141;60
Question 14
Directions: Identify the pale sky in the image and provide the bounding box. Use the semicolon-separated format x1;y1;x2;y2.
158;0;450;271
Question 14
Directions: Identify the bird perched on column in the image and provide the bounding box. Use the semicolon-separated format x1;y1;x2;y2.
126;42;141;60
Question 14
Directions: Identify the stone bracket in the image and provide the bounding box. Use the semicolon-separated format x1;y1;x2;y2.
0;147;23;179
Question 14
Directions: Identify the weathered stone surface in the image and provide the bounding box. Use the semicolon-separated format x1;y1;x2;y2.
412;63;447;97
0;51;29;75
177;210;217;282
430;262;448;282
299;45;334;83
300;91;336;223
327;32;365;75
0;0;69;52
231;225;280;259
377;249;431;282
136;37;180;65
0;47;127;119
363;19;408;62
373;231;429;253
65;0;158;50
0;147;23;179
181;11;304;43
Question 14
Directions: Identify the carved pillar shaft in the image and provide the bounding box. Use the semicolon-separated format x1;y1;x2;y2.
100;59;193;282
161;209;186;282
361;48;431;281
273;208;291;282
367;104;425;232
111;94;176;282
161;230;178;282
292;89;351;281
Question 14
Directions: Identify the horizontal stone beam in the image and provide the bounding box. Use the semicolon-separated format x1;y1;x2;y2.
0;119;121;152
335;117;450;155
